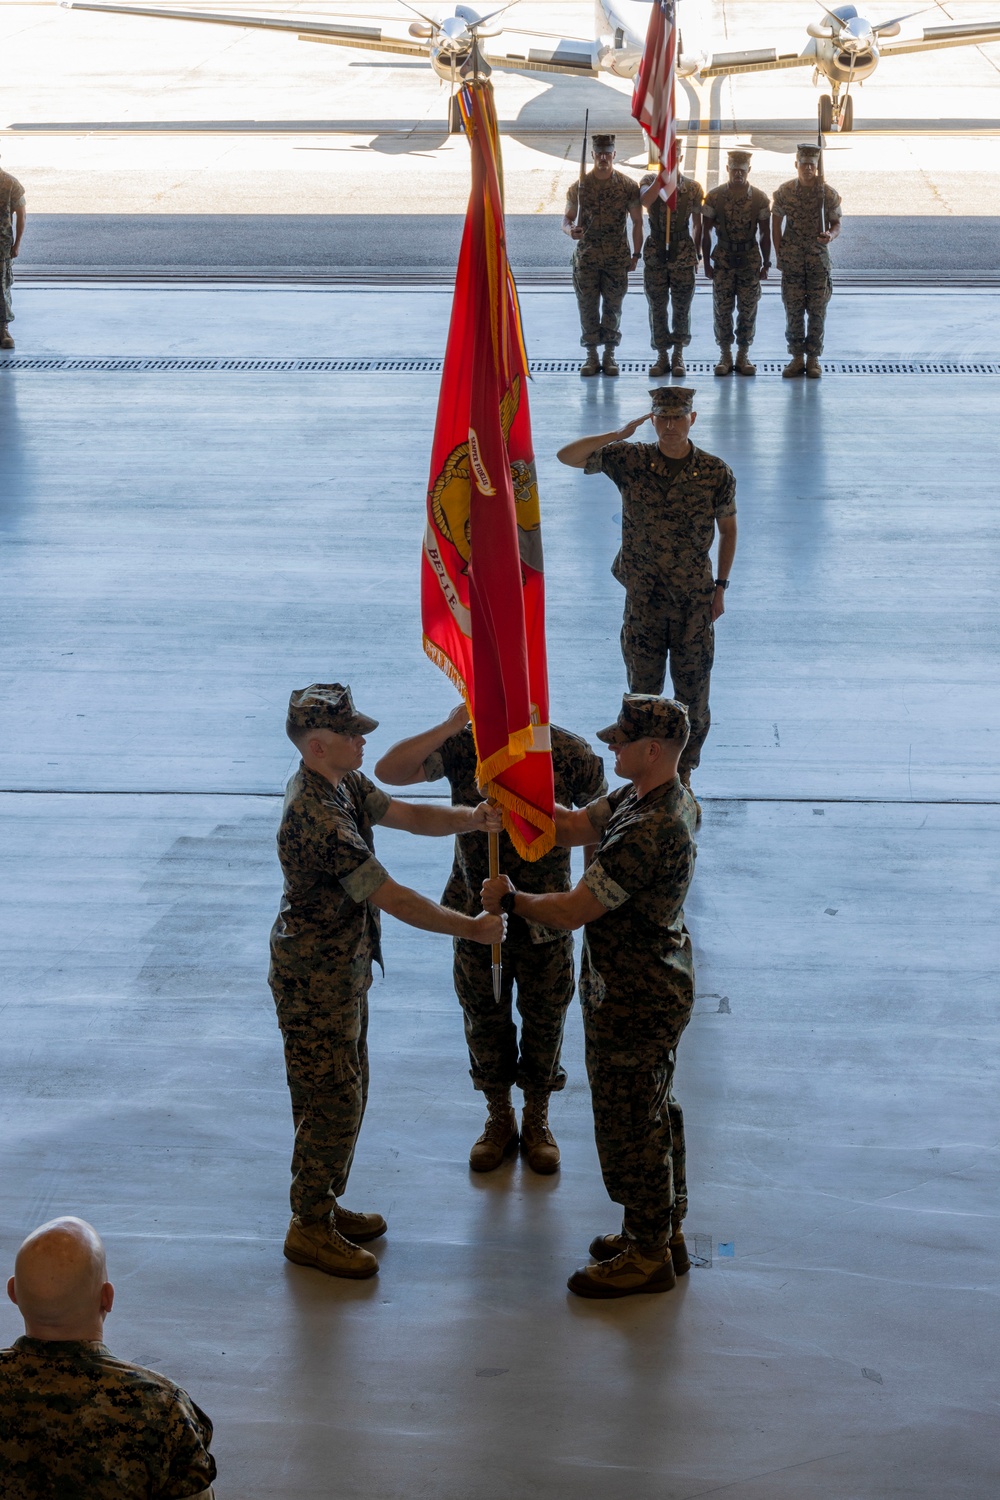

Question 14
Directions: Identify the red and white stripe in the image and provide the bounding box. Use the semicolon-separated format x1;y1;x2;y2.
631;0;678;209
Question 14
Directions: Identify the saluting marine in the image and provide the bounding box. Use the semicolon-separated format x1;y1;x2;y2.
771;143;843;379
639;149;704;378
562;133;643;378
376;705;607;1176
701;149;771;377
557;386;736;818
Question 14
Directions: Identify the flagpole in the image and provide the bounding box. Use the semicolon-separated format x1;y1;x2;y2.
489;829;502;1001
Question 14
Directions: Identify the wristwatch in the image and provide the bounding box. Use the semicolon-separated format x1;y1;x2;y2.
500;890;517;916
714;578;730;590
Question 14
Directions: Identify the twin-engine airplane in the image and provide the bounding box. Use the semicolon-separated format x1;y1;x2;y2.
61;0;1000;133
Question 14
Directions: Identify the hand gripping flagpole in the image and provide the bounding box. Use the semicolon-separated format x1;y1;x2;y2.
576;109;589;228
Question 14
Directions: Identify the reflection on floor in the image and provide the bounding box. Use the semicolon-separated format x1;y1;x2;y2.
1;286;997;1499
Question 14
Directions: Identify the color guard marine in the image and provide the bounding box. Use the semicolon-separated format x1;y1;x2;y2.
563;133;643;378
701;149;771;377
771;143;843;378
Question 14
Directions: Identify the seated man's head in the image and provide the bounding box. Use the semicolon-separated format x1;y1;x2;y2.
285;682;379;781
7;1216;113;1341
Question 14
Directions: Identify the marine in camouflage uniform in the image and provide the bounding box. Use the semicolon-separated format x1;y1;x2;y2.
640;167;704;377
772;143;843;379
565;386;737;794
376;708;606;1172
0;160;27;348
563;133;643;376
481;695;699;1298
0;1338;217;1500
701;149;771;376
269;683;505;1278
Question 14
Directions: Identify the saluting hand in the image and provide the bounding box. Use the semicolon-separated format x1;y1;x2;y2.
446;701;471;732
616;413;652;440
481;873;515;914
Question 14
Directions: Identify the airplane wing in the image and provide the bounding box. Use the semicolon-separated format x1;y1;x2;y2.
59;2;433;58
699;43;817;77
59;2;601;71
876;18;1000;56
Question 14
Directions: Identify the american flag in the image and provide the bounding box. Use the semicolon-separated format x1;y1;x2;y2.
631;0;678;210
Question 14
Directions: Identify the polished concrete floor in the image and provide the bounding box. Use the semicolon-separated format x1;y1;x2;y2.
1;286;998;1498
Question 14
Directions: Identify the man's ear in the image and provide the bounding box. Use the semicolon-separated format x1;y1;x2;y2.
689;412;697;428
7;1276;18;1307
100;1282;114;1316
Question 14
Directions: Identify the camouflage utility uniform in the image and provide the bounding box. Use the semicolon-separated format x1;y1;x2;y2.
772;178;842;357
641;172;704;353
269;764;392;1222
702;182;770;349
424;725;606;1095
565;170;640;350
580;777;698;1247
1;169;25;327
584;441;736;776
0;1337;216;1499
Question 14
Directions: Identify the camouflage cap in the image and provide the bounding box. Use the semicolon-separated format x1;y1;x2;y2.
649;385;696;415
596;694;690;746
727;149;753;167
796;143;822;160
591;133;616;152
286;683;378;736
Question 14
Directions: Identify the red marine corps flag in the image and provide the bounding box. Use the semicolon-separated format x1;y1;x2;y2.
632;0;679;217
421;79;555;863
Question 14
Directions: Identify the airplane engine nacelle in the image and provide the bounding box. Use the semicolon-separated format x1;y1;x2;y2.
806;20;835;38
430;43;471;79
676;50;707;76
815;36;880;81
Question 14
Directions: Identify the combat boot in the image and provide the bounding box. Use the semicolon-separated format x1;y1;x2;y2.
734;346;756;376
580;348;601;377
671;346;686;377
333;1204;387;1243
0;327;14;351
714;347;733;377
520;1090;560;1175
601;347;620;377
679;771;702;828
806;355;823;379
782;353;806;379
568;1243;676;1299
469;1088;519;1172
589;1229;690;1276
283;1216;379;1278
648;350;671;377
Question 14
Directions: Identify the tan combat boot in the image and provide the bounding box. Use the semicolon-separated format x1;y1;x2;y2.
0;327;14;351
579;348;601;377
782;353;806;379
714;347;733;377
589;1229;690;1276
283;1216;379;1278
806;354;822;379
648;350;671;376
469;1088;519;1172
333;1204;387;1243
520;1091;560;1174
601;347;620;377
734;346;756;376
568;1243;677;1299
671;346;686;376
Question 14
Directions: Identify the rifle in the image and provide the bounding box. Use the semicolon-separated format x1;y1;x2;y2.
575;109;589;227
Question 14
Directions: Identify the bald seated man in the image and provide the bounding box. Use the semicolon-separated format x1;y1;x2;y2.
2;1217;217;1499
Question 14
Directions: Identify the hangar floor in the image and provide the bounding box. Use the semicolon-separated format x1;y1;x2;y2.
1;284;998;1499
